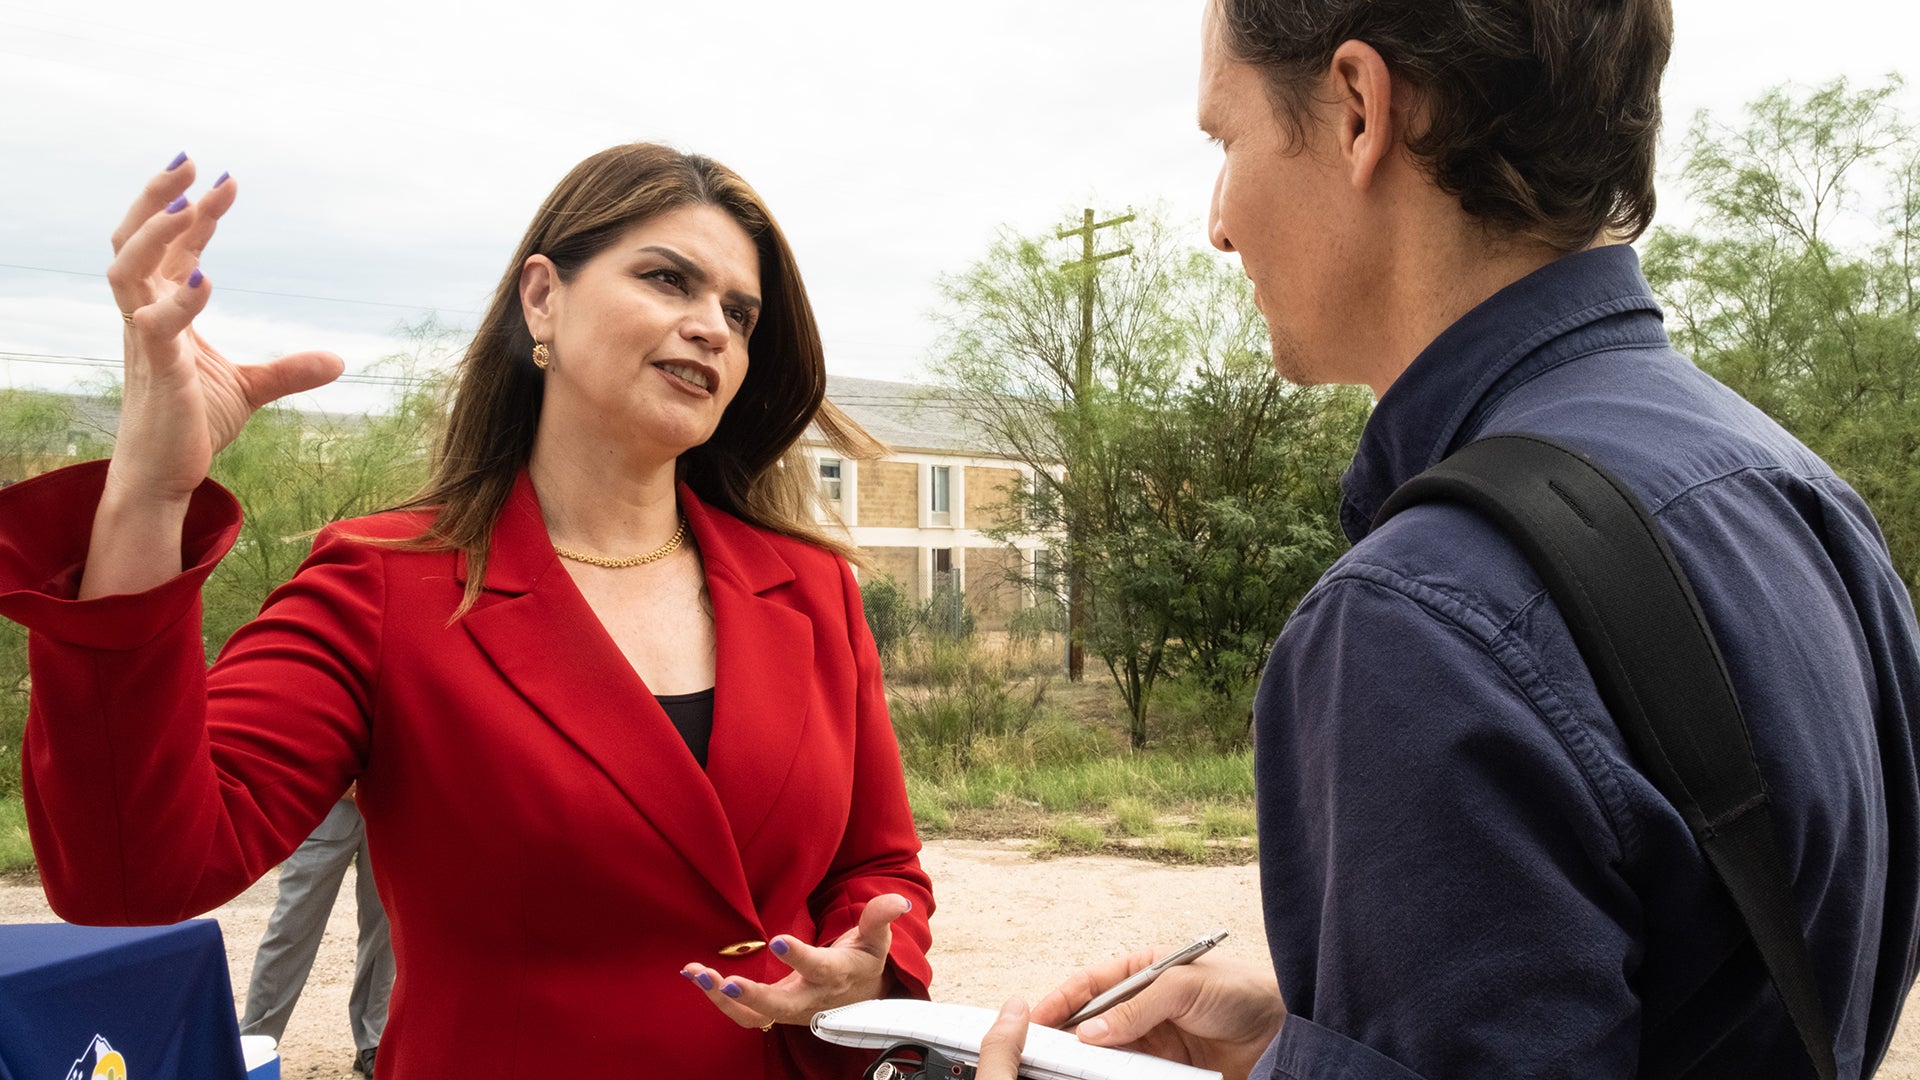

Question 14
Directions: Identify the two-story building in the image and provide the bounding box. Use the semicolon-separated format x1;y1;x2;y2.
13;382;1051;631
803;375;1049;631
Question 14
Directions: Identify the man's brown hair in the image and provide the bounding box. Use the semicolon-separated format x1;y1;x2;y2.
1217;0;1673;251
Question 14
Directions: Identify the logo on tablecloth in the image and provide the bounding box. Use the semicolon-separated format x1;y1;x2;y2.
61;1035;127;1080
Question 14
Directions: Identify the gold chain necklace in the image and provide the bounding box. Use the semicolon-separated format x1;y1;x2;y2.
552;516;688;569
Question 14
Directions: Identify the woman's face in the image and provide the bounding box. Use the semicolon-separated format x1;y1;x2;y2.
522;203;762;464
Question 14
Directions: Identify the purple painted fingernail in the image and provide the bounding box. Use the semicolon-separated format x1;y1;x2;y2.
166;152;188;172
213;171;231;188
721;982;743;999
679;969;696;982
902;899;912;912
695;972;715;991
188;269;205;289
166;196;189;214
770;938;790;957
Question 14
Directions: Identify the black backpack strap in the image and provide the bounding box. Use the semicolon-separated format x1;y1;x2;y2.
1373;433;1837;1080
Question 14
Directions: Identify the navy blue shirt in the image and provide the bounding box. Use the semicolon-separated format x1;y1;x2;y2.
1252;245;1920;1079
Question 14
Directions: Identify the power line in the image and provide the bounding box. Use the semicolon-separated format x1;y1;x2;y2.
1054;207;1133;683
0;263;938;355
0;356;958;395
0;352;430;387
0;262;482;316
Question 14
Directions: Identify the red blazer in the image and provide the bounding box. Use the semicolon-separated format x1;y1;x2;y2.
0;461;934;1078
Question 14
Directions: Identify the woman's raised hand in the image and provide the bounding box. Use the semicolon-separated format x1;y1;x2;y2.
680;893;914;1029
82;155;345;599
104;154;343;506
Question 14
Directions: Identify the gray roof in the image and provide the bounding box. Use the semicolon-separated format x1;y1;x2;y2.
818;374;1002;457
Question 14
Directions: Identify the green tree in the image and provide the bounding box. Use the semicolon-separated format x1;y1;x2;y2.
202;318;456;655
0;389;113;799
0;323;453;804
0;388;107;482
0;322;451;803
931;212;1186;741
1643;77;1920;601
931;212;1361;746
1124;346;1365;700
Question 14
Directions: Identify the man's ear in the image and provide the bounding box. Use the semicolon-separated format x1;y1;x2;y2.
520;255;559;342
1327;40;1396;191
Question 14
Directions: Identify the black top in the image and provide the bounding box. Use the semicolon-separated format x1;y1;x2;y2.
656;688;715;768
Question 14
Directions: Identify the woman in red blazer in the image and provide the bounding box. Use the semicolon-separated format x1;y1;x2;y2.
0;144;934;1077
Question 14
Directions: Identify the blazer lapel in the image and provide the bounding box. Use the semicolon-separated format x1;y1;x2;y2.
681;486;817;857
459;472;759;926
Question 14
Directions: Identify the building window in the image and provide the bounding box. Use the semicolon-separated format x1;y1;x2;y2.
1026;468;1056;521
818;457;842;501
932;547;954;578
929;465;951;526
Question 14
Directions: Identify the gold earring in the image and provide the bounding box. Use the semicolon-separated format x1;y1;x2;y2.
532;342;551;369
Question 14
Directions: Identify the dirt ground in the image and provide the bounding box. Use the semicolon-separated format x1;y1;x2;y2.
3;839;1917;1078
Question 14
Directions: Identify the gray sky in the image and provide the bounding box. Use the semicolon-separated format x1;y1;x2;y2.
2;1;1915;413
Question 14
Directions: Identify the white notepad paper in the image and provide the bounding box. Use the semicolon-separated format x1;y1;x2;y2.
810;999;1223;1080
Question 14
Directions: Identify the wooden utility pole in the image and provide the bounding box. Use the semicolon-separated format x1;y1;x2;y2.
1056;208;1133;681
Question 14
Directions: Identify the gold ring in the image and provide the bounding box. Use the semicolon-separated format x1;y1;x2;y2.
120;310;136;325
760;1021;775;1032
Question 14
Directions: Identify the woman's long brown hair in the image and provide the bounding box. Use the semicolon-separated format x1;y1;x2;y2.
383;143;880;615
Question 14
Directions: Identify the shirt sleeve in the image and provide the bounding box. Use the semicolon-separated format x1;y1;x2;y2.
1255;1016;1427;1080
0;461;378;925
1253;561;1643;1079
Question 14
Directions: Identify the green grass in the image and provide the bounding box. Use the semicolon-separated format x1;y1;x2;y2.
911;748;1254;810
1003;815;1255;866
1110;796;1159;838
1145;830;1212;864
885;634;1258;864
1199;803;1258;840
904;746;1257;864
0;795;32;875
1050;821;1107;853
905;773;954;835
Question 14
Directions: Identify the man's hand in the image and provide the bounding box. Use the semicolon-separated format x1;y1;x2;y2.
1031;947;1286;1080
974;997;1030;1079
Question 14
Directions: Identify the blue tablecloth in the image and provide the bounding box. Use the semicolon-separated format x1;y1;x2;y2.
0;920;246;1080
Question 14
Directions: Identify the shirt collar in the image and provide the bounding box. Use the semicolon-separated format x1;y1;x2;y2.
1338;244;1668;542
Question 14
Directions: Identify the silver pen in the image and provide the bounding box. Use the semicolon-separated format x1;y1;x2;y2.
1060;929;1231;1029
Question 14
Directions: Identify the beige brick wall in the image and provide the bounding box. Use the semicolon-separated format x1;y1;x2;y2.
859;461;920;528
965;466;1024;530
864;546;921;596
965;546;1026;631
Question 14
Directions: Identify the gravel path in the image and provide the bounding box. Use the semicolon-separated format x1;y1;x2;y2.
2;840;1915;1077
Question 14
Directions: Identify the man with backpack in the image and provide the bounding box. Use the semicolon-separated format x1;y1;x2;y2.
978;1;1920;1076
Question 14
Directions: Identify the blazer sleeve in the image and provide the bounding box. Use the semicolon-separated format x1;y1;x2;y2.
805;556;934;998
0;461;379;925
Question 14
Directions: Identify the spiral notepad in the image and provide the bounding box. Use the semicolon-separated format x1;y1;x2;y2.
809;999;1222;1080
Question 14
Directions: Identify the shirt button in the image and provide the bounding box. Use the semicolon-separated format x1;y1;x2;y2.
718;940;767;957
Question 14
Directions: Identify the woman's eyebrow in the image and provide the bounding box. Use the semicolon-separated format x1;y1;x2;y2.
639;244;761;311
